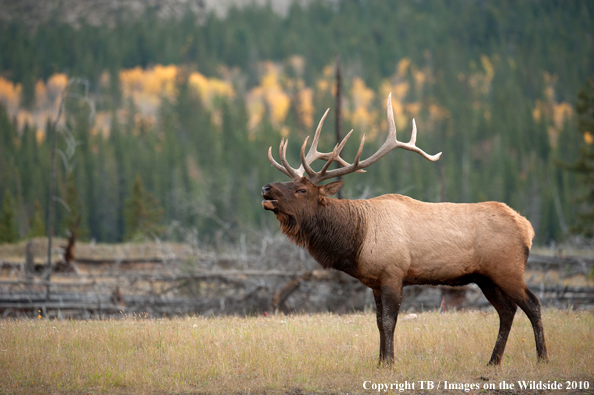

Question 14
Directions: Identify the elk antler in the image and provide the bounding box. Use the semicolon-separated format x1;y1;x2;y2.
267;109;365;180
268;93;442;184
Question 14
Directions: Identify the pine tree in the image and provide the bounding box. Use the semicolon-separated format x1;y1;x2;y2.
0;191;19;243
560;78;594;236
124;174;164;241
27;199;46;238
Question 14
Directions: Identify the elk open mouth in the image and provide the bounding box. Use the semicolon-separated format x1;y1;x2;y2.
261;194;278;211
262;200;278;210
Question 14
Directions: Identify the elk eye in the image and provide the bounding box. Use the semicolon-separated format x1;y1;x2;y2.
297;188;307;194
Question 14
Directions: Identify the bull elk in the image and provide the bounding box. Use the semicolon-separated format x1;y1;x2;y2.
261;94;548;365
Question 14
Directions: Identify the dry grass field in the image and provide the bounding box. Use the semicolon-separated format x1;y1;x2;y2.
0;309;593;394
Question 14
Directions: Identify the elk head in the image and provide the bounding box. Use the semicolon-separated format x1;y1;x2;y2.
262;94;442;220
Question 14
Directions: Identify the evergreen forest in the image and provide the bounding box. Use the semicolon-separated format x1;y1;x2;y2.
0;0;593;245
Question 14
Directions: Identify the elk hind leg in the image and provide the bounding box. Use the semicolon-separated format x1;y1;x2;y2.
476;277;517;365
516;287;548;362
495;280;549;362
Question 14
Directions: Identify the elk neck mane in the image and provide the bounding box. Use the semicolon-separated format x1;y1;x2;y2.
277;198;368;274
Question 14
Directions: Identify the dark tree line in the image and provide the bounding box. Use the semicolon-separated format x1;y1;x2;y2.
0;0;593;245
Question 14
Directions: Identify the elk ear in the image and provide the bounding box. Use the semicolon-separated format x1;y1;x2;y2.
319;180;343;197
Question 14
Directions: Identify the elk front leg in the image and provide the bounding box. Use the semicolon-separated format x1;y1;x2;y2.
380;279;403;364
372;289;385;362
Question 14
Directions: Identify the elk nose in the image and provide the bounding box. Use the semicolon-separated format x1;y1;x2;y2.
261;185;271;196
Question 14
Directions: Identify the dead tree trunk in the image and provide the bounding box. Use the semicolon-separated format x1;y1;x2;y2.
334;57;343;199
56;215;80;273
25;241;34;280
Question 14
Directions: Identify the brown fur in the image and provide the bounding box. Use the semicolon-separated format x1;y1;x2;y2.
285;198;367;274
262;178;548;366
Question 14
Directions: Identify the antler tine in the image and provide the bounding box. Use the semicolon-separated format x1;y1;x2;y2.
323;130;353;169
306;93;441;184
268;146;294;179
309;133;366;184
304;108;329;162
410;118;417;145
356;93;441;166
298;109;340;170
318;145;338;175
384;94;441;162
266;138;302;180
294;108;329;176
335;129;353;155
295;109;365;174
390;118;441;161
386;92;398;142
295;110;328;177
280;139;302;179
314;129;366;172
300;136;316;178
353;134;366;167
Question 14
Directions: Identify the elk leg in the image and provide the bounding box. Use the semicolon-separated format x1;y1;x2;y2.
380;280;403;364
372;288;385;362
476;278;517;365
515;287;548;362
496;282;549;362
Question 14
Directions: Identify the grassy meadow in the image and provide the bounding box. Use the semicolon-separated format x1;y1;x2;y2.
0;310;593;394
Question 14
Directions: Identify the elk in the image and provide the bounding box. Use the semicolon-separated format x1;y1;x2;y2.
261;94;548;365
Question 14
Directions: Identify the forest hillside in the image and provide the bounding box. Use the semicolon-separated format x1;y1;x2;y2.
0;0;593;245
